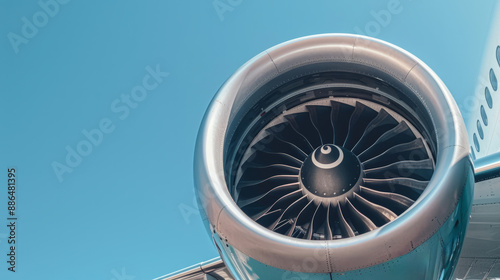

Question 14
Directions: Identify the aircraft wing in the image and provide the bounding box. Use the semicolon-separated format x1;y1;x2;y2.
452;154;500;279
154;257;234;280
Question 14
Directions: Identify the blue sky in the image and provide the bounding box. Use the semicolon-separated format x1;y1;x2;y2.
0;1;497;279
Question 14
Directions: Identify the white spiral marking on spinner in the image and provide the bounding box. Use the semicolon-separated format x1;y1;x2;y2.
312;145;344;169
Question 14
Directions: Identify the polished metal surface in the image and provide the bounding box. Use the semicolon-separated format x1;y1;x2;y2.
194;34;473;275
474;151;500;183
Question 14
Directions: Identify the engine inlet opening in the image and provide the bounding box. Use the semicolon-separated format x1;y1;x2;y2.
226;72;435;240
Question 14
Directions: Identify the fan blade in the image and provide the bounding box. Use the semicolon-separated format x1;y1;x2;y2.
287;199;316;237
343;102;378;150
307;203;322;240
237;174;298;189
363;159;434;181
359;186;414;215
306;105;334;145
351;109;398;155
266;122;314;154
363;177;428;200
271;195;308;232
353;193;397;225
361;138;428;169
255;209;282;229
324;203;334;240
345;198;377;233
238;182;300;208
236;174;298;202
243;149;303;169
252;134;308;161
330;100;355;146
285;112;322;148
253;190;303;222
238;164;299;184
358;121;416;162
337;202;355;237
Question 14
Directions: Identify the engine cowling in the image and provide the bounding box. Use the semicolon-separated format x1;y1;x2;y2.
194;34;474;279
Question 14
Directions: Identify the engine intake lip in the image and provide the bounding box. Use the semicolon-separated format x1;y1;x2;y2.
194;34;472;273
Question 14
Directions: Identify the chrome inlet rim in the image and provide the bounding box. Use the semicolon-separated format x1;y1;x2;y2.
194;34;471;272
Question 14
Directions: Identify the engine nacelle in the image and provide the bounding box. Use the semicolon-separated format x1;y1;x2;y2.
194;34;474;279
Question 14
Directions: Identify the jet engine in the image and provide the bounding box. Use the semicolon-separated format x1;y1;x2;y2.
194;34;474;279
